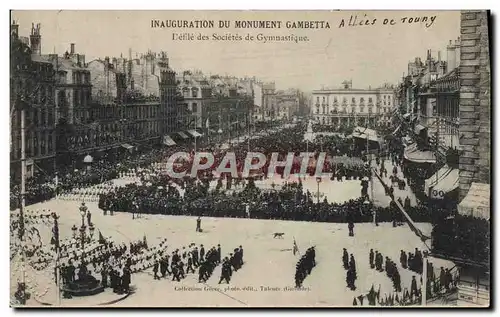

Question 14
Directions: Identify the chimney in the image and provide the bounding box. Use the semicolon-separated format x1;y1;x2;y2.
438;51;441;62
447;40;456;72
11;20;19;37
29;23;42;55
70;43;75;54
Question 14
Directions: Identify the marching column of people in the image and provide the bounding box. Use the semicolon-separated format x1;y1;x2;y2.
218;246;244;284
342;248;357;291
295;247;316;288
369;249;402;293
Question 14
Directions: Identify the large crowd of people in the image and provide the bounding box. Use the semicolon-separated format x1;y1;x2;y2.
11;120;466;306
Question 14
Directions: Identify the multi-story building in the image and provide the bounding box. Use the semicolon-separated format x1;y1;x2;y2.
262;82;277;121
87;57;163;148
204;77;253;142
177;70;213;130
428;11;490;308
10;21;57;179
311;81;395;128
276;89;300;121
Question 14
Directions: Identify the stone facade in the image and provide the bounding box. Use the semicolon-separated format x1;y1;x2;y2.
459;10;491;199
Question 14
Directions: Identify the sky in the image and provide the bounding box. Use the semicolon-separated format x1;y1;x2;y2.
11;10;460;92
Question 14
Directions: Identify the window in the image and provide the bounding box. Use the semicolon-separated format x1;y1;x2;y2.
369;97;373;103
322;105;325;114
334;96;337;102
33;109;39;126
316;97;319;103
360;97;364;103
384;95;386;99
192;88;198;98
48;132;53;152
384;101;387;106
41;109;47;126
33;133;39;156
40;134;46;155
360;106;364;113
192;103;198;113
322;97;326;103
343;97;347;104
40;87;46;104
388;100;391;105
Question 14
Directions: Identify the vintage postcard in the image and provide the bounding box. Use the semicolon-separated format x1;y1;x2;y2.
9;10;491;308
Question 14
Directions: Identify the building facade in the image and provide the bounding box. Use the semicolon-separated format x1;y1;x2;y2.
262;82;277;121
276;89;300;121
311;81;395;128
10;21;57;179
177;70;213;129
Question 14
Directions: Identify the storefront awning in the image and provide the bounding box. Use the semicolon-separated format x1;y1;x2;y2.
404;143;436;163
121;143;134;150
162;135;176;146
414;124;427;134
187;129;202;138
458;183;490;220
352;127;380;143
392;124;401;135
403;136;413;146
432;168;459;198
425;166;459;199
177;132;189;139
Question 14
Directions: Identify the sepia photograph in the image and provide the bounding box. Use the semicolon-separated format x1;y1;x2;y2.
8;9;491;308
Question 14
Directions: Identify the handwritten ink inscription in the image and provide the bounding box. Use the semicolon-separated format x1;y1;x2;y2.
339;15;437;28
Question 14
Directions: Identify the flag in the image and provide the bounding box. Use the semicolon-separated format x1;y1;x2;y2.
293;238;299;256
98;230;106;244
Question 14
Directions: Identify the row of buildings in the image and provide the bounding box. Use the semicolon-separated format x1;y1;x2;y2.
10;21;305;179
309;80;396;128
395;11;490;307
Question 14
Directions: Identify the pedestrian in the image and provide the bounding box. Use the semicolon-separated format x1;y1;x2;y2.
342;248;349;270
369;249;375;269
153;259;160;280
196;216;202;232
410;276;418;300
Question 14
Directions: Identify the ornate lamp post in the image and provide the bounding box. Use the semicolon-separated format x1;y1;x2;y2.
316;177;322;204
79;203;87;228
83;154;93;172
88;223;95;240
71;224;77;239
79;225;86;250
218;128;223;146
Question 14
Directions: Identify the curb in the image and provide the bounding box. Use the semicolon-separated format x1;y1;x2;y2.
33;288;131;307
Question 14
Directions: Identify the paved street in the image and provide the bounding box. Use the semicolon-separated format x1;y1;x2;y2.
14;197;453;307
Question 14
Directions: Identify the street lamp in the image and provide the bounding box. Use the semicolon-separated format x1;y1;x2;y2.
316;177;322;204
83;154;93;172
71;224;77;239
218;128;223;146
79;203;87;227
79;225;86;250
88;223;95;240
